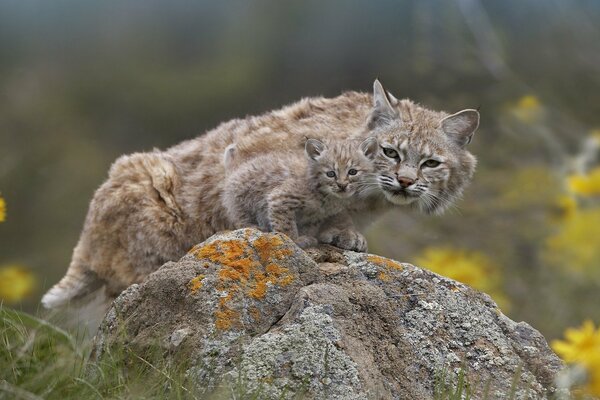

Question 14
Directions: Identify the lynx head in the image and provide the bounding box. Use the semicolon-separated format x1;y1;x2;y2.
366;79;479;215
305;137;377;199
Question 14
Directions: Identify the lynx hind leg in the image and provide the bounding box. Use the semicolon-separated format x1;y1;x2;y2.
43;152;187;308
104;152;188;278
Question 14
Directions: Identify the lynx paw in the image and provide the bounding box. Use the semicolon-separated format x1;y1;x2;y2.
295;235;319;249
319;229;368;252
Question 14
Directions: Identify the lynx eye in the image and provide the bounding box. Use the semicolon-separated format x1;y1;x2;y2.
422;159;441;168
382;147;399;159
326;171;336;178
348;168;358;176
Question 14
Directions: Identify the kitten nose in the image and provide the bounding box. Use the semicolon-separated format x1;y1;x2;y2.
338;183;348;191
397;176;415;188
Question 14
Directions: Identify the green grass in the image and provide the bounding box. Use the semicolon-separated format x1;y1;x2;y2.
0;306;203;400
1;306;552;400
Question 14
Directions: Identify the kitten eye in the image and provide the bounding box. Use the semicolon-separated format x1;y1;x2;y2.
326;171;336;178
348;169;358;176
382;147;399;159
422;159;441;168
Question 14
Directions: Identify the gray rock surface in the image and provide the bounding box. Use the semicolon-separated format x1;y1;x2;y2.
93;228;564;399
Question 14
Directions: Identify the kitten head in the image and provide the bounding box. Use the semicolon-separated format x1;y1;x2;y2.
305;137;377;199
365;79;479;215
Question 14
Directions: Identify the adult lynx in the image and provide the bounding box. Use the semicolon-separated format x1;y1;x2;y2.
42;80;479;308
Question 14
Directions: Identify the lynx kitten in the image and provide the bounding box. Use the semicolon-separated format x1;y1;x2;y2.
222;137;377;250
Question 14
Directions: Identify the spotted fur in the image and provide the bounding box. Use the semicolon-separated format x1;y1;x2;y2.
42;79;479;308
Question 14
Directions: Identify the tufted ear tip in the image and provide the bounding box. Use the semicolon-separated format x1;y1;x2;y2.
368;79;400;129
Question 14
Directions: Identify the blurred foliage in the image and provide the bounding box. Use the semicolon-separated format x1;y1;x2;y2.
414;247;509;311
508;95;543;124
568;167;600;197
0;195;5;222
0;0;599;342
0;265;37;304
546;208;600;278
553;320;600;397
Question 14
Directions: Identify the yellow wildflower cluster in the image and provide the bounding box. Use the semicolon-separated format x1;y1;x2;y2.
509;95;543;123
544;162;600;277
414;247;509;310
546;209;600;275
568;167;600;197
552;320;600;396
0;195;5;223
0;265;37;303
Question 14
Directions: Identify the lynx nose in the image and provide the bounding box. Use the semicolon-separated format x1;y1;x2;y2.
397;176;415;188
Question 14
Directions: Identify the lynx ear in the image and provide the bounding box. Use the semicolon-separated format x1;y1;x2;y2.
368;79;399;129
223;144;236;168
440;109;480;147
359;137;378;159
305;138;326;160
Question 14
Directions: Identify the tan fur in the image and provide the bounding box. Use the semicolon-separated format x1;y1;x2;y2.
222;139;375;250
42;80;479;308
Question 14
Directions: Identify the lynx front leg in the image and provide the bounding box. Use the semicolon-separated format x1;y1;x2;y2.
318;212;368;252
267;191;316;249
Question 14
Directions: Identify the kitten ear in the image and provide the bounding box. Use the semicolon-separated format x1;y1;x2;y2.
440;109;480;147
359;137;378;159
368;79;399;129
223;144;236;168
305;138;326;160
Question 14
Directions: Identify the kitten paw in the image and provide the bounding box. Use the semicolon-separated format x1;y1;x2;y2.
320;229;368;252
295;235;319;249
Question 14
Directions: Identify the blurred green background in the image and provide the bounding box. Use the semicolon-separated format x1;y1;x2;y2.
1;0;599;340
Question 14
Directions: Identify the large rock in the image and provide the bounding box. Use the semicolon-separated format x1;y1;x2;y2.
93;228;564;399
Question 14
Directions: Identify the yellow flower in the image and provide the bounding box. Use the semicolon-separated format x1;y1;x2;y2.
552;320;600;396
553;320;600;363
0;195;5;222
510;95;543;123
555;195;578;220
567;167;600;197
0;265;37;303
590;129;600;144
545;208;600;274
414;247;509;310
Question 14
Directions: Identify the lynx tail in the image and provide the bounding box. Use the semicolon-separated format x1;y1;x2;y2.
41;263;101;308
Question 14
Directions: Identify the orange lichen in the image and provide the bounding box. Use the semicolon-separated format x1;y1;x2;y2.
192;234;296;330
278;275;294;286
188;274;205;294
249;306;261;322
249;272;268;299
215;307;240;330
254;234;293;265
367;255;404;271
378;271;391;282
